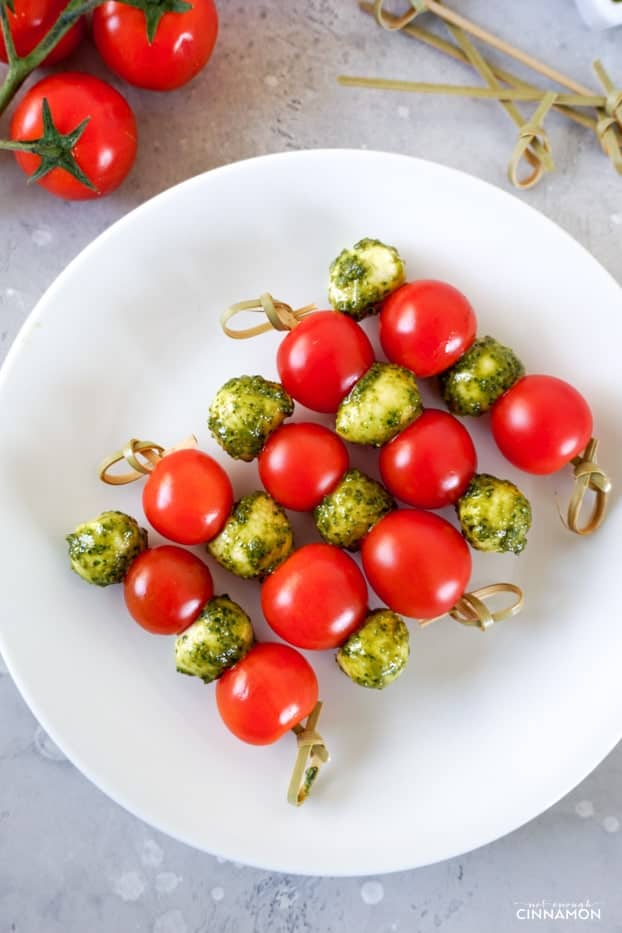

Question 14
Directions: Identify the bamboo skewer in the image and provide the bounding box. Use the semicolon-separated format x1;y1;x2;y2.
407;0;596;98
338;76;602;108
358;2;597;131
352;1;622;181
442;17;553;188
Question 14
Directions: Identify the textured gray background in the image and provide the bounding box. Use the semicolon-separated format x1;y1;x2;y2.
1;1;621;931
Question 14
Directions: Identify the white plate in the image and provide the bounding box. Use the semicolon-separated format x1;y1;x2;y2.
1;150;621;877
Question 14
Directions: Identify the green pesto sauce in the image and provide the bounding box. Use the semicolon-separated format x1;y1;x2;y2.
333;255;368;288
328;237;406;320
207;491;294;579
175;595;254;683
314;469;394;550
336;361;422;446
208;374;294;461
336;609;409;689
439;336;524;417
66;510;147;586
457;473;532;554
302;765;319;800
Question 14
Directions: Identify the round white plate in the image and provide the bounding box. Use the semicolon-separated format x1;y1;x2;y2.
1;150;621;876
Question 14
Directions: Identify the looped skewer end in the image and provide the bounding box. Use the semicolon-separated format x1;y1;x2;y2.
288;701;330;807
565;438;611;536
221;294;316;340
507;91;556;189
419;583;524;632
593;60;622;173
606;88;622;124
595;116;622;175
99;435;198;485
593;60;622;125
373;0;426;30
450;583;524;630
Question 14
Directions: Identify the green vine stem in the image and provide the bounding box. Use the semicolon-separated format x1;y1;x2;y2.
0;0;102;118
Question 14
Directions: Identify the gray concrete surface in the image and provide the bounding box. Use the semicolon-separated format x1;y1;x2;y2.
1;1;621;930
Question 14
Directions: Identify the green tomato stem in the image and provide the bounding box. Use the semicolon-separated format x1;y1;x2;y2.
0;1;18;66
0;0;102;120
0;61;27;116
0;96;97;190
0;135;40;151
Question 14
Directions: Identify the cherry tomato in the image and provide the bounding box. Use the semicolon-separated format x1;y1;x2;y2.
216;643;318;745
261;543;368;650
491;374;593;475
379;409;477;509
258;422;349;511
361;510;471;619
10;73;137;200
277;311;375;413
92;0;218;92
142;449;233;546
379;280;477;377
0;0;85;64
124;545;214;634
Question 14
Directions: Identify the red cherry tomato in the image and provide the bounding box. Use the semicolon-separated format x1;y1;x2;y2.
92;0;218;91
361;510;471;619
379;409;477;509
0;0;85;64
10;73;137;200
142;449;233;546
491;374;593;475
277;311;375;413
379;280;477;377
124;545;214;634
258;422;349;511
216;643;318;745
261;543;368;650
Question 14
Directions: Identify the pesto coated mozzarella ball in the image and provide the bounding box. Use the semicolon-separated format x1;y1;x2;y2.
66;510;147;586
208;375;294;461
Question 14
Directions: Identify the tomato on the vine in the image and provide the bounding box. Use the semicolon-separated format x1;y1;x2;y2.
277;311;375;413
379;280;477;377
124;545;214;634
379;409;477;509
0;0;85;64
216;643;318;745
261;543;368;650
258;422;349;511
10;73;137;200
92;0;218;92
491;374;593;475
142;449;233;546
361;509;471;619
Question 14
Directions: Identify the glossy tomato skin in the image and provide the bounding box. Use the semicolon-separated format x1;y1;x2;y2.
361;509;471;619
10;73;137;200
491;374;593;475
379;409;477;509
142;449;233;546
261;543;368;650
379;280;477;378
0;0;85;64
277;311;375;413
258;422;349;511
216;643;318;745
124;545;214;634
92;0;218;91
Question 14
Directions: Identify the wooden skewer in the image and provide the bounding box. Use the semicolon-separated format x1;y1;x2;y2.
358;2;597;131
424;0;596;98
338;76;603;107
360;1;622;176
443;19;553;187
